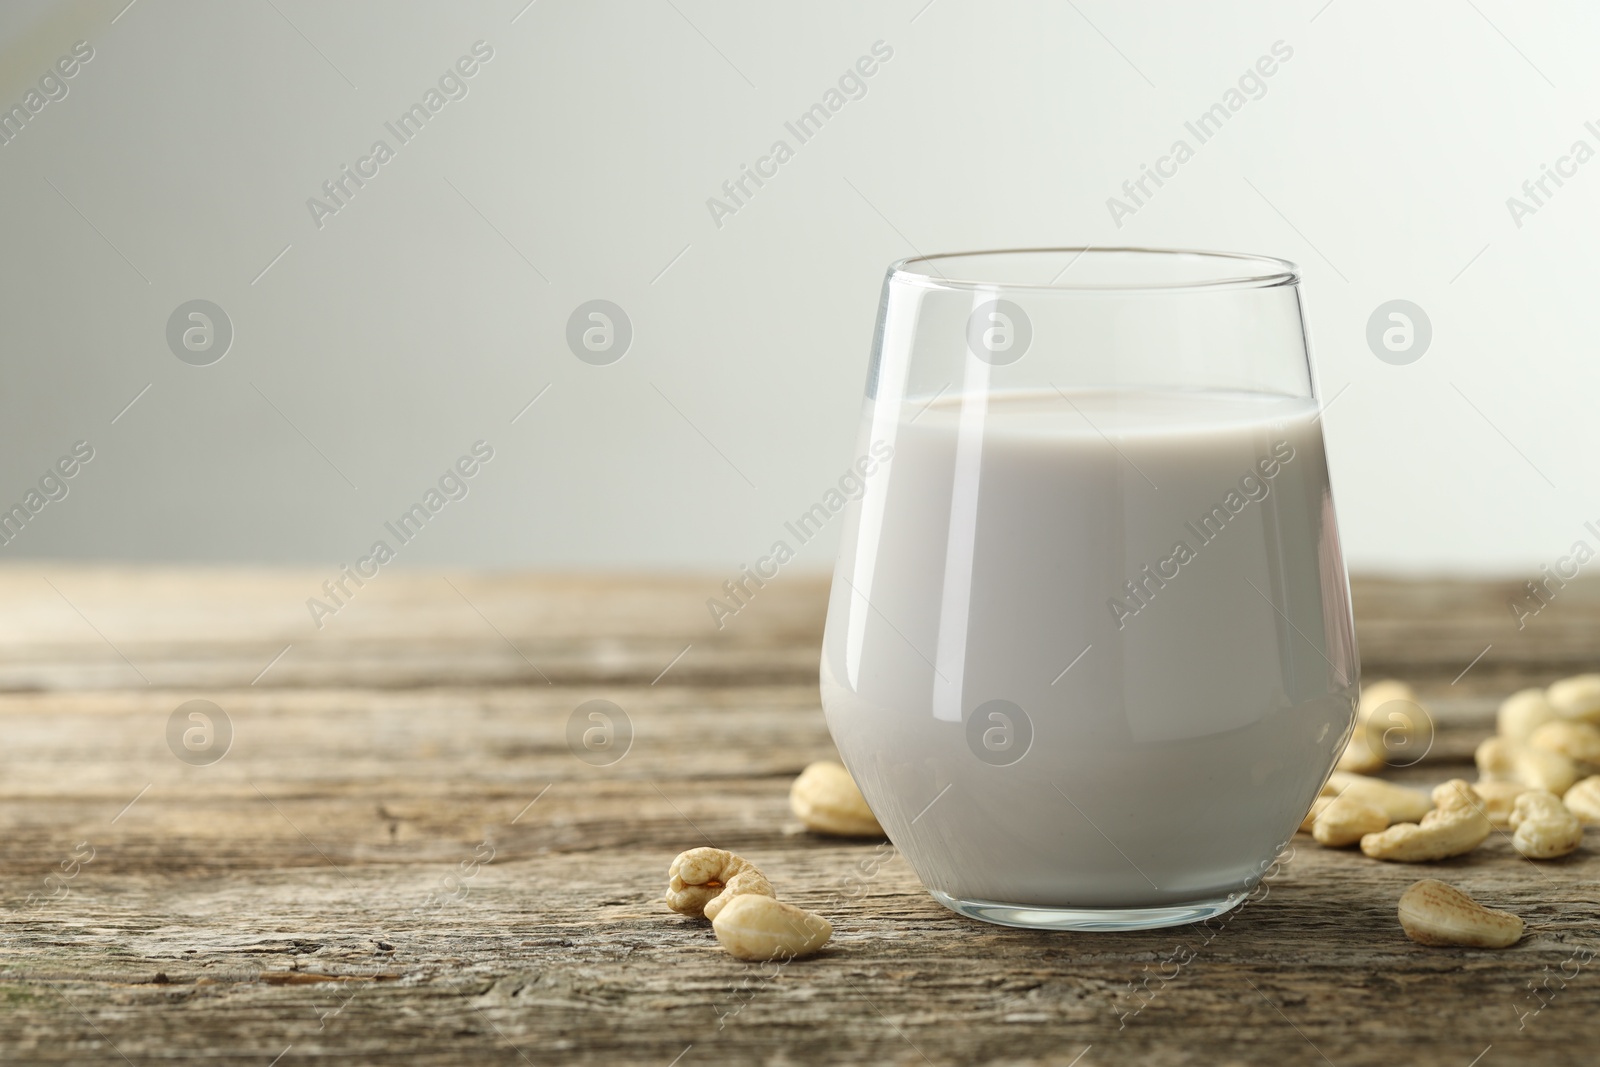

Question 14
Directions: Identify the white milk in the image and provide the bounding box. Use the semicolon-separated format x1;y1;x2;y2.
821;388;1357;910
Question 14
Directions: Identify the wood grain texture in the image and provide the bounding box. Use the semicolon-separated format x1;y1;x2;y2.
2;566;1598;1066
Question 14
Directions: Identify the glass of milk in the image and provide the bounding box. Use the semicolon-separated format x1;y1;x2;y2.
821;248;1357;930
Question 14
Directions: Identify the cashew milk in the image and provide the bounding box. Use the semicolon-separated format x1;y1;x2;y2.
821;388;1357;911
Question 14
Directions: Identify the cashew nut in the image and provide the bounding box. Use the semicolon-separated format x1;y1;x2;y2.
1510;791;1583;860
1336;733;1385;774
1299;795;1334;833
1397;879;1524;949
1325;771;1434;823
1529;719;1600;765
1337;680;1417;773
1475;736;1578;795
1498;688;1558;742
1466;780;1531;828
1360;779;1492;862
1312;793;1388;847
1547;674;1600;722
789;761;883;837
1307;771;1428;845
1520;746;1578;793
1475;736;1515;780
1564;776;1600;825
1359;679;1417;718
710;893;832;961
664;847;775;920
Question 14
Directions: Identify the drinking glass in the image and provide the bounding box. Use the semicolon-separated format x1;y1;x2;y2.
820;248;1358;931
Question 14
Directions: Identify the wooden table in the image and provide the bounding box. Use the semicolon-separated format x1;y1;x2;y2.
2;568;1597;1066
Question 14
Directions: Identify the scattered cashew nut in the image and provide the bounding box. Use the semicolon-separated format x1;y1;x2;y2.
711;894;833;961
665;847;775;920
1564;776;1600;825
1466;780;1531;828
1475;736;1579;795
1313;793;1388;847
1360;780;1492;862
1325;771;1434;823
1510;791;1583;860
1398;879;1524;948
1308;746;1430;841
790;761;884;837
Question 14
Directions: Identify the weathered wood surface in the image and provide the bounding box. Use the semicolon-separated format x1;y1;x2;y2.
1;567;1598;1066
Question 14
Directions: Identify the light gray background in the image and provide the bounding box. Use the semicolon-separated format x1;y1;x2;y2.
0;0;1592;575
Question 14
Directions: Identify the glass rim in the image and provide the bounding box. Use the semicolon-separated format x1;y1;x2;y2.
889;246;1301;294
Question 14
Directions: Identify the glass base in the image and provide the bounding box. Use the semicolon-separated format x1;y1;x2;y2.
929;888;1250;931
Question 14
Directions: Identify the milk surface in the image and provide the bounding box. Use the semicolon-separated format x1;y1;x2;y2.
821;388;1357;908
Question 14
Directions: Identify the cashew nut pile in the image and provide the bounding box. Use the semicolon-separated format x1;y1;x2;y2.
1476;675;1600;850
1307;677;1591;865
663;847;832;961
1302;675;1600;949
789;761;884;837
